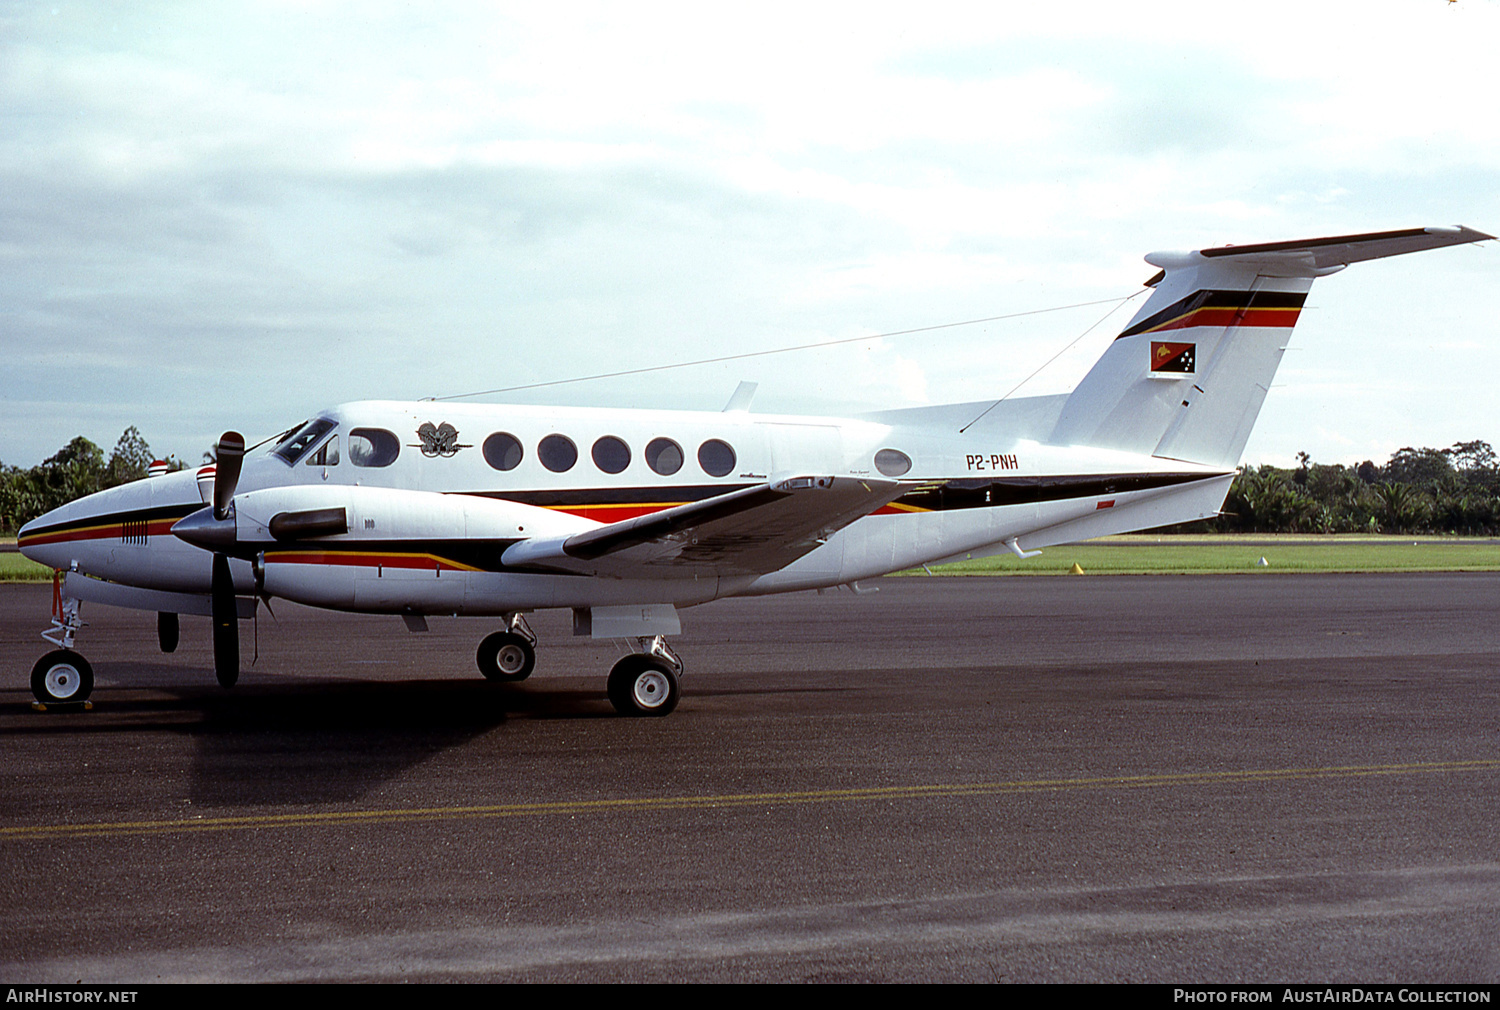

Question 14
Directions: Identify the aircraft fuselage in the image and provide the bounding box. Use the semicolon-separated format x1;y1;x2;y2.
19;398;1230;614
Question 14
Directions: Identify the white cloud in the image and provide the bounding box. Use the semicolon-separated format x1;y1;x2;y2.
1;1;1498;468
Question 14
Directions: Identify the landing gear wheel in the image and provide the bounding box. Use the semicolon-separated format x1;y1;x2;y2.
31;650;94;706
607;655;679;716
476;631;536;682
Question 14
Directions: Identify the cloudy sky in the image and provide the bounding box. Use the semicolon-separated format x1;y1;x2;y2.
3;1;1497;469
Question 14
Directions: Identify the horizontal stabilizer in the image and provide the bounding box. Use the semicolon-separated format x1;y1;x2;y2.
1184;225;1494;273
502;475;905;578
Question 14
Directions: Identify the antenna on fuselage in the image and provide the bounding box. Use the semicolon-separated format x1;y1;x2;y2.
722;382;757;412
957;290;1147;434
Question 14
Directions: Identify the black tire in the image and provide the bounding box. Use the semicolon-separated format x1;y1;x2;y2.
31;650;94;705
606;655;679;716
476;631;536;682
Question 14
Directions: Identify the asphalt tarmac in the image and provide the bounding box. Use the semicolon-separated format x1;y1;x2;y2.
2;573;1498;983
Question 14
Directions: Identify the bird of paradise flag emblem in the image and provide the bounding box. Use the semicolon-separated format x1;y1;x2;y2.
1150;341;1195;374
411;422;471;457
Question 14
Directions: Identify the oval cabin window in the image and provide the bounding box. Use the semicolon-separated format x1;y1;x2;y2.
591;436;631;474
483;432;524;471
538;434;578;473
873;448;912;477
697;439;736;478
646;438;684;476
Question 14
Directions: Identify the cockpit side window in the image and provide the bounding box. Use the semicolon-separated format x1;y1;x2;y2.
272;418;337;465
272;419;310;452
306;434;339;467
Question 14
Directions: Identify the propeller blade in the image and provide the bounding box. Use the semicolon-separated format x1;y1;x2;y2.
211;552;239;688
213;431;245;522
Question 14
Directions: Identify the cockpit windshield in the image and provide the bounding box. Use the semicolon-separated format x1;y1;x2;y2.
272;417;337;465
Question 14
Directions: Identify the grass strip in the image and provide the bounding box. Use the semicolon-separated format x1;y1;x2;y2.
908;536;1500;576
4;536;1497;582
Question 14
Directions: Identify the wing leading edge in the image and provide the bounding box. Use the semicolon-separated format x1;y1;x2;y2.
501;475;906;578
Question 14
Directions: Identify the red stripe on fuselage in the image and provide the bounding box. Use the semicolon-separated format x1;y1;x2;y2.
543;502;685;522
18;517;183;548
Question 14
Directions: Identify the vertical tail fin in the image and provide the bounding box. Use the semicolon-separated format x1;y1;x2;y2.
1049;226;1492;468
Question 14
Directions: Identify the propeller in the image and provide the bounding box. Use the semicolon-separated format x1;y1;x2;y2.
176;432;346;689
209;431;244;688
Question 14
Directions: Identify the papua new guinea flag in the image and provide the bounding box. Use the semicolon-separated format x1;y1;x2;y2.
1150;341;1195;373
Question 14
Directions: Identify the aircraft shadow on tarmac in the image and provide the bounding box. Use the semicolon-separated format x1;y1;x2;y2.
4;658;877;808
8;669;622;807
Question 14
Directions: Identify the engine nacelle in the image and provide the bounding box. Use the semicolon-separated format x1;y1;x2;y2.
178;485;596;612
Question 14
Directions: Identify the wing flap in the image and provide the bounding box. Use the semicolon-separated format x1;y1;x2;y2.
501;475;904;578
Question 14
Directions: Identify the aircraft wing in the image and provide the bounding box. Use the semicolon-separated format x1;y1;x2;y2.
501;475;906;578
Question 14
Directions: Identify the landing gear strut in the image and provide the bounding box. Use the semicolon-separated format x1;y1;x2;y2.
31;577;93;707
476;613;537;682
607;635;682;717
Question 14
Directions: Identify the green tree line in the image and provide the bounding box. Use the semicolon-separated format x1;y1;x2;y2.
1188;441;1500;535
0;427;186;534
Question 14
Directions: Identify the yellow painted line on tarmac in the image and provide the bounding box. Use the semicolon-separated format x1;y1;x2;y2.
4;759;1497;842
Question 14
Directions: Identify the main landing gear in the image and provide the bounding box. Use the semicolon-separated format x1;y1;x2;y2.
607;636;682;717
475;613;538;682
474;617;683;717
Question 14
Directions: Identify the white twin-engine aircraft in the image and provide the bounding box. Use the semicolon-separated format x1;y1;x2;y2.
18;226;1493;714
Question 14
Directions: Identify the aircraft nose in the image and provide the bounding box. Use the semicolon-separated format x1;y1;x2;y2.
16;510;63;566
17;513;43;544
172;506;238;552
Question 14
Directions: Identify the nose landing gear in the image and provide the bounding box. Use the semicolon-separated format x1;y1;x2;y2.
31;579;93;708
31;650;94;708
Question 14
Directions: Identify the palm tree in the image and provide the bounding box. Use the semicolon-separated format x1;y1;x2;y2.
1373;482;1432;534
